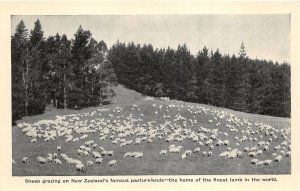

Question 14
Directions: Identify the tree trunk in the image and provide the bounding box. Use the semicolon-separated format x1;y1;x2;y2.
63;72;67;110
23;59;29;116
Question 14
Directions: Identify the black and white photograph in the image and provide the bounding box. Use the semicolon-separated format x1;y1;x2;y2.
11;14;291;176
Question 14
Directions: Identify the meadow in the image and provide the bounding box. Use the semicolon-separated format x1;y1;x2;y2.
12;86;291;176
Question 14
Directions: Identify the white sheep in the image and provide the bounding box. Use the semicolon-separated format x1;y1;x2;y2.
108;160;117;166
181;153;186;160
75;163;85;171
274;155;283;162
193;147;201;153
160;150;167;155
54;158;62;165
22;157;28;163
30;138;37;143
263;160;272;166
256;161;264;167
87;161;94;167
57;146;62;152
248;152;257;157
95;158;103;164
250;159;259;164
37;156;48;164
184;150;192;156
107;151;114;156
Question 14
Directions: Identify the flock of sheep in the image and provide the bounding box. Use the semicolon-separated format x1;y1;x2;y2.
14;98;291;174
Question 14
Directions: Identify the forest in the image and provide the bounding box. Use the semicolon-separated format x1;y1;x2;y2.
11;19;291;124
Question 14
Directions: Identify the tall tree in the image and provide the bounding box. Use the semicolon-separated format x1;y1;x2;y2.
11;20;28;121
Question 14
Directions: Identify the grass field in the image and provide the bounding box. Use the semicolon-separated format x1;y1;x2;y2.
12;85;291;176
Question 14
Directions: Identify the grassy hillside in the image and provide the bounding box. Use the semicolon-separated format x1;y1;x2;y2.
12;85;291;175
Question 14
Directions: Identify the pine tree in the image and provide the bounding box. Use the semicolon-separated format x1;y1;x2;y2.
11;20;29;121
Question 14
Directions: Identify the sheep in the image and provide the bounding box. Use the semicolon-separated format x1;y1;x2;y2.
181;153;187;160
263;160;272;166
169;147;180;153
54;158;62;165
263;145;269;151
193;147;201;153
22;157;28;164
57;146;62;152
87;161;94;167
73;138;79;142
250;159;259;164
286;151;291;157
202;151;207;156
219;151;230;159
160;150;167;155
248;152;257;157
95;158;103;164
135;153;143;158
92;151;101;159
208;151;213;157
250;146;257;152
53;153;58;159
256;161;264;167
108;160;117;166
256;150;263;155
75;163;85;171
37;156;48;164
30;138;37;143
107;151;114;156
243;147;250;152
274;145;281;151
184;150;192;156
274;155;283;162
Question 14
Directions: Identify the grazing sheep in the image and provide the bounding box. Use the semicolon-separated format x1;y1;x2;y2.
108;160;117;166
37;156;48;164
124;152;131;158
75;163;85;171
219;151;230;159
250;147;257;152
22;157;28;164
92;151;101;159
135;153;143;158
181;153;187;160
250;159;259;164
169;147;180;153
274;155;283;162
107;151;114;156
160;150;167;155
57;146;62;152
202;151;207;156
184;150;192;156
193;147;201;153
256;161;264;167
54;158;62;165
30;138;37;143
208;151;213;157
87;161;94;167
95;158;103;164
286;151;291;157
248;152;257;157
243;147;250;152
263;160;272;166
263;145;269;151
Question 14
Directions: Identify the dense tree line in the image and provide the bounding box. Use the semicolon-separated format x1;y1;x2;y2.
109;42;290;117
12;20;117;123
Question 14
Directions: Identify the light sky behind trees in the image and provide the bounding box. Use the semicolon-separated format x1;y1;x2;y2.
11;14;290;63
